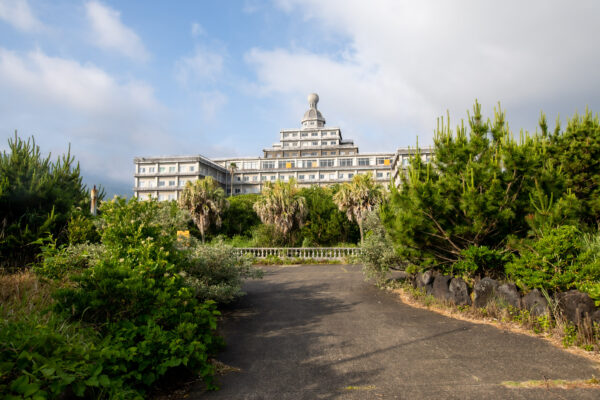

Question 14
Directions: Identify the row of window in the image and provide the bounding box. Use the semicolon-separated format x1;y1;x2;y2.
260;157;390;169
282;141;338;147
138;165;196;174
283;131;338;138
265;150;356;158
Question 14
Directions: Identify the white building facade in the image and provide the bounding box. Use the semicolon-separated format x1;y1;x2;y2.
133;94;432;199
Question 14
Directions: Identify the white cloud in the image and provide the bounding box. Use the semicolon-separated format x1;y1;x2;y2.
0;0;43;32
248;0;600;149
175;46;224;85
191;22;204;37
85;1;149;61
0;47;171;189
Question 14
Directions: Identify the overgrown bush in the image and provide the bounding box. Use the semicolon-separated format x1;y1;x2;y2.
182;239;262;303
507;226;600;302
0;134;101;269
358;212;401;286
218;194;261;238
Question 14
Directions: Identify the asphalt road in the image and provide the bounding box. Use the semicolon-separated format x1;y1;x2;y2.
193;264;600;399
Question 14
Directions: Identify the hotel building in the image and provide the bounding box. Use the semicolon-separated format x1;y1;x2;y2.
133;94;431;200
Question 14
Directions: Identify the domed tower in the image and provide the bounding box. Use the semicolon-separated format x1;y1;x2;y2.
301;93;326;129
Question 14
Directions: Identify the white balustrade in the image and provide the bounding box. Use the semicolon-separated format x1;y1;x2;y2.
236;247;361;259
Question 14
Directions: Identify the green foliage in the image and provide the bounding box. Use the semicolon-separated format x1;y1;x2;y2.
0;133;100;269
299;186;360;246
253;179;307;244
358;212;401;286
182;239;263;303
548;109;600;226
334;174;384;244
218;194;261;238
452;245;509;278
34;240;104;280
382;102;567;271
506;225;600;293
67;211;100;245
179;177;228;243
0;315;135;399
250;223;288;247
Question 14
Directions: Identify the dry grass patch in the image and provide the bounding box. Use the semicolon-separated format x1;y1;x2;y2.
503;377;600;389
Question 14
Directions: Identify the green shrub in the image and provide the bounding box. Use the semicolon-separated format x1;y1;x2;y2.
34;240;104;280
182;240;262;303
250;224;287;247
0;134;100;269
452;245;509;278
506;225;585;292
358;212;401;286
218;194;261;238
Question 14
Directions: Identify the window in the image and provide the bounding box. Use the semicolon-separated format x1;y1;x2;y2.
262;161;275;169
252;176;258;181
358;158;370;166
376;172;384;178
243;161;258;169
312;132;318;136
261;176;267;181
309;174;316;180
298;174;305;180
180;180;186;187
168;194;175;201
320;159;334;167
235;188;241;194
148;167;155;173
158;194;166;201
340;158;353;167
159;167;166;173
283;133;289;138
330;141;337;145
169;166;176;172
376;157;392;166
138;181;145;187
189;166;195;172
139;167;146;173
328;173;335;180
302;160;317;168
158;181;166;187
312;141;319;146
283;142;289;147
348;173;354;178
301;132;308;137
270;175;276;181
278;160;295;169
348;151;354;155
168;180;176;186
402;158;410;166
319;174;325;179
236;176;241;182
338;173;344;179
243;176;249;182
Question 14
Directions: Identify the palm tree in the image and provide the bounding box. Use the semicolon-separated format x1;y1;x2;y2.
333;173;384;245
253;178;307;243
229;162;238;196
179;176;228;243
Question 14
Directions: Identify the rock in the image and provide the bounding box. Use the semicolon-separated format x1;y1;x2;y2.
449;278;472;306
522;289;549;316
416;270;435;287
416;270;435;293
590;310;600;326
473;277;499;308
431;275;452;301
557;290;596;325
496;283;521;309
390;270;410;282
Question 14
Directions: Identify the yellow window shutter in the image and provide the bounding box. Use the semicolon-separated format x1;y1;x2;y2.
286;162;292;168
312;162;317;167
384;159;390;166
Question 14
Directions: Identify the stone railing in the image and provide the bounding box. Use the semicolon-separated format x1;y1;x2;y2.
236;247;361;259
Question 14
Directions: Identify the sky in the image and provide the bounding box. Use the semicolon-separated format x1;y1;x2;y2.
1;0;599;196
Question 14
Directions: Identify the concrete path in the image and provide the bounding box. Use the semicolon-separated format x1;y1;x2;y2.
193;264;600;399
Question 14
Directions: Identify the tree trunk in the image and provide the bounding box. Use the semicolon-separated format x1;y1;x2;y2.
199;216;205;243
358;220;364;245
